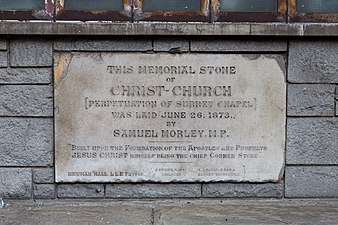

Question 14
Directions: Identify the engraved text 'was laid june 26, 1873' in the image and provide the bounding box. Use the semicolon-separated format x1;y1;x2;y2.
54;53;286;183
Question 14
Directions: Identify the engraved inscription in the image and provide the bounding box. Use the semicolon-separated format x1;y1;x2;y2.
54;53;286;182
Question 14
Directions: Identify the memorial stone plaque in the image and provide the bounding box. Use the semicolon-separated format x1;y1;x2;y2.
54;53;286;182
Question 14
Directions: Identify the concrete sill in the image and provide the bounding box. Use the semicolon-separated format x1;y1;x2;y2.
0;21;338;36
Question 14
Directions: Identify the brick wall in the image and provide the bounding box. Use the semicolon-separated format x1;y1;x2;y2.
0;37;337;199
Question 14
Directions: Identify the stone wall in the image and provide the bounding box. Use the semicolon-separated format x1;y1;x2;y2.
0;37;337;199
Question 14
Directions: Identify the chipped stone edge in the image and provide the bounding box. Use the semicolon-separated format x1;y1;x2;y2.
53;53;73;86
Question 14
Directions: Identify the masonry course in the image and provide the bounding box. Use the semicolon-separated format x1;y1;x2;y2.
287;84;336;116
106;183;201;198
54;38;153;52
285;166;338;198
0;85;53;117
57;184;105;198
335;86;338;116
10;39;53;67
0;118;53;166
288;40;338;83
0;68;52;84
33;168;55;184
34;184;55;199
0;39;6;50
0;51;7;67
286;118;338;165
190;39;287;52
202;183;283;198
0;168;32;199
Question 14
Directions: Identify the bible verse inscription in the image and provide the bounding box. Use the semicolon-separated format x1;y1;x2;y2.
54;53;286;182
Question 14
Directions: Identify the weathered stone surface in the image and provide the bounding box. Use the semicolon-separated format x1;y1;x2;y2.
106;184;201;198
54;38;152;51
1;22;338;36
1;200;337;225
304;24;338;36
54;53;286;183
10;39;52;67
191;40;287;52
33;168;55;184
0;203;153;225
0;51;7;67
0;85;53;116
202;183;283;198
0;168;32;199
34;184;55;199
288;40;338;83
288;84;335;116
0;68;52;84
0;40;6;50
335;86;338;116
0;118;53;166
154;201;338;225
250;24;301;36
57;184;104;198
153;38;189;52
285;166;338;198
287;118;338;165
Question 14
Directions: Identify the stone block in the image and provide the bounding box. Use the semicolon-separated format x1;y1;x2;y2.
0;118;53;166
191;39;287;52
335;86;338;116
54;53;286;183
0;51;7;67
285;166;338;198
288;84;335;116
10;39;52;67
153;38;189;52
0;40;6;50
33;168;55;183
154;201;338;225
287;118;338;165
202;183;283;198
57;184;104;198
106;184;201;198
288;40;338;83
0;168;32;199
54;38;152;52
0;85;53;117
0;204;153;225
34;184;55;199
0;68;52;84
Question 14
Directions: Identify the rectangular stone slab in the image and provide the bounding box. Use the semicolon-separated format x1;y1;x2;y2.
54;53;286;182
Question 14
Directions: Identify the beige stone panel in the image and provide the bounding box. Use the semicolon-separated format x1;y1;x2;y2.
54;53;286;183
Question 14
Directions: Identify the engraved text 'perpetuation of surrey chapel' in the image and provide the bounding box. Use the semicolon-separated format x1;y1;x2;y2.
54;53;286;182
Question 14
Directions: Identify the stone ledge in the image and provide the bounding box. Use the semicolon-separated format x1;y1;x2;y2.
1;200;337;225
0;22;337;36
